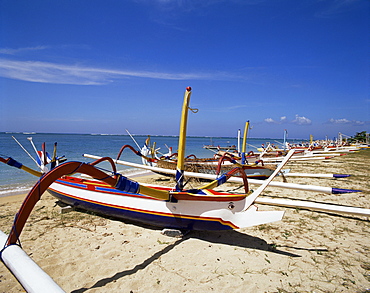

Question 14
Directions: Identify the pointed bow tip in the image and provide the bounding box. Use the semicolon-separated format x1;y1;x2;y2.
332;188;362;194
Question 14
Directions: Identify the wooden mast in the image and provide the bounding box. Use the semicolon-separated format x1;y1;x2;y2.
241;121;250;164
175;86;193;191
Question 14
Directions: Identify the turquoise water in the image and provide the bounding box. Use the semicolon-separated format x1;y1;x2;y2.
0;132;304;196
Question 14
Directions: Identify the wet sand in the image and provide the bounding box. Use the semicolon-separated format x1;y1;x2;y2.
0;150;369;292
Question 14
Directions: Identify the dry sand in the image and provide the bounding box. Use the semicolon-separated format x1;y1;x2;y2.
0;150;369;292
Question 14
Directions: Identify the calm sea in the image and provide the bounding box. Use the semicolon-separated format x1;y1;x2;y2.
0;132;304;196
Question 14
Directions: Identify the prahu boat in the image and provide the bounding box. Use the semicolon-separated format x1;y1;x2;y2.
133;122;277;180
46;87;291;231
1;87;293;235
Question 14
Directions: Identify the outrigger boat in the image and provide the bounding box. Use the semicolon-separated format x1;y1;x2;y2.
137;141;277;181
202;137;237;151
132;121;277;180
0;88;293;291
45;88;292;231
153;158;276;180
203;144;237;151
0;88;296;238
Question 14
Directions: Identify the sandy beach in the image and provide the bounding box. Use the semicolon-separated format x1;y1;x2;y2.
0;150;369;292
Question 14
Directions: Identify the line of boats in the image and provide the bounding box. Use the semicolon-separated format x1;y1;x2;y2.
0;87;369;292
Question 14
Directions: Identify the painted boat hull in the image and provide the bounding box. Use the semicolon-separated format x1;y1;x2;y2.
203;145;236;151
154;160;275;180
48;176;284;231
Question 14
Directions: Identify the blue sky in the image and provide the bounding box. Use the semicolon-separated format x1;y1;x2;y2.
0;0;369;139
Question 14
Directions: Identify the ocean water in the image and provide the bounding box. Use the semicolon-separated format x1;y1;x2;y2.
0;132;304;196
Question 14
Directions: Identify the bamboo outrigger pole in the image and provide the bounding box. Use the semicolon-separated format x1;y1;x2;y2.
0;231;65;292
84;154;361;195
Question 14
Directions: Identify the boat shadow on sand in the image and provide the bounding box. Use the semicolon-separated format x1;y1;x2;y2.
70;216;319;293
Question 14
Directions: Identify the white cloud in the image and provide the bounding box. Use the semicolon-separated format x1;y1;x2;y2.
264;116;288;124
329;118;351;124
0;59;239;85
0;46;49;55
292;114;312;125
264;118;275;123
265;115;312;125
328;118;365;126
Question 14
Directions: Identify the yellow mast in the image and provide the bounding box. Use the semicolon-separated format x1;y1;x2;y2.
175;86;193;191
241;121;249;164
241;121;249;153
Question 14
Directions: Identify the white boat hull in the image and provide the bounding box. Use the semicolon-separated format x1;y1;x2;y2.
48;177;284;231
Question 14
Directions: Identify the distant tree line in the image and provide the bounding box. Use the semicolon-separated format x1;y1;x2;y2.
348;131;368;143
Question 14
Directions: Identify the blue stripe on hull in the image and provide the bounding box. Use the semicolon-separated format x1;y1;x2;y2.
48;189;234;231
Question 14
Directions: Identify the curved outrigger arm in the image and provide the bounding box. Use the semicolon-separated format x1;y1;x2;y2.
200;166;249;193
116;144;158;164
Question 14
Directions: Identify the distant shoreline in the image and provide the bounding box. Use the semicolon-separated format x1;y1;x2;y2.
1;131;308;141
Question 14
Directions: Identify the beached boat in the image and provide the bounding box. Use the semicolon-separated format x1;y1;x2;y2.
202;137;237;151
154;158;276;180
45;88;290;231
0;88;292;235
132;122;277;180
203;144;237;151
137;147;277;180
